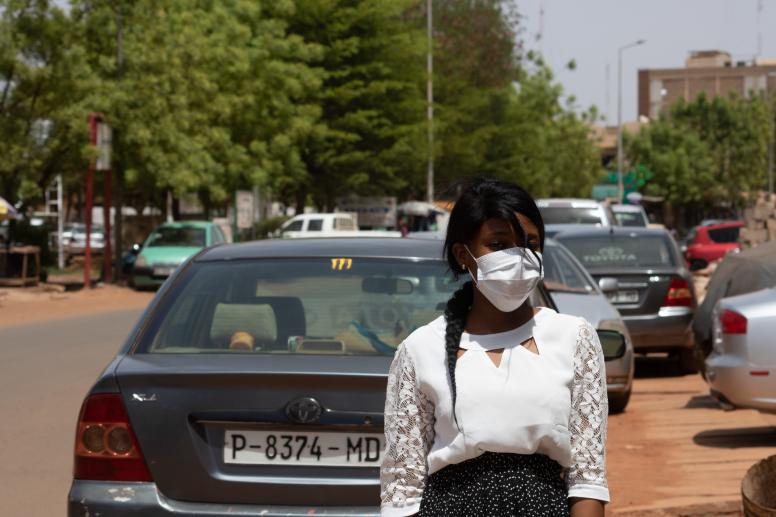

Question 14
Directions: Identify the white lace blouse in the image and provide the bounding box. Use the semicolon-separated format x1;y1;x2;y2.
380;307;609;517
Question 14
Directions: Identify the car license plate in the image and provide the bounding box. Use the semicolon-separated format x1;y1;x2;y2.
224;430;384;467
152;266;175;277
610;290;639;303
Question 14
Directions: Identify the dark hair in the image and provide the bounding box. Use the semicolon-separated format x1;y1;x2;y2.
441;178;545;421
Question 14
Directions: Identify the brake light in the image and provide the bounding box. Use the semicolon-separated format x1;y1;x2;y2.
73;393;152;482
720;309;747;335
663;277;693;307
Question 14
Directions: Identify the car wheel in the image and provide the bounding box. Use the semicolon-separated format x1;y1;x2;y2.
689;258;707;271
677;348;700;375
608;388;631;414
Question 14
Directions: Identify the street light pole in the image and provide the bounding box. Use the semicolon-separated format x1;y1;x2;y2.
426;0;434;203
617;39;645;203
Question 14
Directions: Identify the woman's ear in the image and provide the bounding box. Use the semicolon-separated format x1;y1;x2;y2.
452;243;472;273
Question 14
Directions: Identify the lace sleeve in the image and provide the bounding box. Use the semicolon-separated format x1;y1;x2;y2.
567;321;610;503
380;343;435;517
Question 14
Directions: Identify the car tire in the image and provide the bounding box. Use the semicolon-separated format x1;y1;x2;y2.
677;348;700;375
689;258;707;271
608;388;631;414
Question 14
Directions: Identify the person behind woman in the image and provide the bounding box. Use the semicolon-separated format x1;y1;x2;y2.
380;178;608;516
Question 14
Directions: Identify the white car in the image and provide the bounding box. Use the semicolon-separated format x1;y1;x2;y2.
278;213;400;239
706;287;776;414
612;204;649;227
537;198;619;237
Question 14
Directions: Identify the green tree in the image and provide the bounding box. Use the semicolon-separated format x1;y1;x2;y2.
0;0;93;206
73;0;322;210
286;0;427;210
628;93;771;209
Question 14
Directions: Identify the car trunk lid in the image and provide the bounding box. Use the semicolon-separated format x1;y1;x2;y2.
115;353;390;505
587;268;683;316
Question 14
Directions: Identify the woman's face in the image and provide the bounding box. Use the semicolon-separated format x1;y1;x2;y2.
453;214;541;276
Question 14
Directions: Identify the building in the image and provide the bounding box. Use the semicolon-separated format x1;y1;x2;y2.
638;50;776;119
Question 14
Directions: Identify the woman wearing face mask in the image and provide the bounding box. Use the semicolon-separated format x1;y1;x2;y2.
380;178;608;517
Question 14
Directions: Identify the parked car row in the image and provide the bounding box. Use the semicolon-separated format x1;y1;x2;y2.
693;239;776;416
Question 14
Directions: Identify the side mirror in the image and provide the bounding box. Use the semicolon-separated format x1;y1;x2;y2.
597;329;626;361
598;277;619;294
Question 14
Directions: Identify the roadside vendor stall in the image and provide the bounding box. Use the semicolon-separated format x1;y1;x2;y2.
0;196;40;287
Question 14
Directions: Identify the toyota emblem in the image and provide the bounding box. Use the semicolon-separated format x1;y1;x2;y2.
285;397;323;424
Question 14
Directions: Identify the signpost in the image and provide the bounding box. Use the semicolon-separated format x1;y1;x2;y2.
84;113;112;287
235;190;255;240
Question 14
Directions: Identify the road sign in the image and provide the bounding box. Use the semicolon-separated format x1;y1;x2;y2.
96;122;112;171
235;191;255;229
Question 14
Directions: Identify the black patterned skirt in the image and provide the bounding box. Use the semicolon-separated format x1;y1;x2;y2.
418;453;570;516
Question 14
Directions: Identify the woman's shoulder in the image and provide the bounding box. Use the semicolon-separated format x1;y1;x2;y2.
534;307;590;339
399;315;447;360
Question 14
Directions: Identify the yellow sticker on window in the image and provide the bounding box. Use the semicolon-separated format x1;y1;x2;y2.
331;258;353;270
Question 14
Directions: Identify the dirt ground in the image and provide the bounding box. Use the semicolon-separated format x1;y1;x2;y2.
607;366;776;516
0;284;153;328
2;285;775;515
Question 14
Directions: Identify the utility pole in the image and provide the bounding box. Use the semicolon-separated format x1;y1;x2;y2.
426;0;434;203
113;4;125;282
617;39;645;203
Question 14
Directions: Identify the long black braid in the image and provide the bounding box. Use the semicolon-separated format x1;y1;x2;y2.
440;177;546;426
443;281;474;423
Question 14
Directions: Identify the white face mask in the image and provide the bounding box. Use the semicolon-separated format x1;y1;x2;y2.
466;246;544;313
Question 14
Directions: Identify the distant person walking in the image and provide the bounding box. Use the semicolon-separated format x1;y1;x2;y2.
380;178;609;516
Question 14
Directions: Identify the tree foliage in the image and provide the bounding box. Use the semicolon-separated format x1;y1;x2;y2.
628;93;772;206
0;0;604;216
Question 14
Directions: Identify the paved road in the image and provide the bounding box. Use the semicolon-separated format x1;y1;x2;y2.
0;309;143;517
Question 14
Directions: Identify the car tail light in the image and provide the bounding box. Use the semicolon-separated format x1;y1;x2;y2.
663;277;693;307
73;393;152;482
720;309;747;335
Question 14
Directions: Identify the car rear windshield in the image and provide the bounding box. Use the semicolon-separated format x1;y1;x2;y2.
614;211;647;227
559;235;676;268
708;226;740;243
135;258;461;355
540;206;604;225
148;227;206;247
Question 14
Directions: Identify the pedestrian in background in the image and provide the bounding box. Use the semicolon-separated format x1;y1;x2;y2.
380;178;609;516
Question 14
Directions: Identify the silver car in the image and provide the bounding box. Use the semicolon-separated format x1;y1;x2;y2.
537;198;619;238
705;287;776;414
544;239;635;413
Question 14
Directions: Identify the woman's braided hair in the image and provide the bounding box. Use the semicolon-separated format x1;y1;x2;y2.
441;178;545;422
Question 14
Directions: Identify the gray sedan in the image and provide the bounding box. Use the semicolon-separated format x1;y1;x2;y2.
543;239;634;412
556;227;698;373
705;287;776;414
70;237;610;516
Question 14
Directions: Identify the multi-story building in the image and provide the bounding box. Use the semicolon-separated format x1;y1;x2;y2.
638;50;776;119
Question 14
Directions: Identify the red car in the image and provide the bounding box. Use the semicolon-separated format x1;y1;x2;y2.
683;220;744;270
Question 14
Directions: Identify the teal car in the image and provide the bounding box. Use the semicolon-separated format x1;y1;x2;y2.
131;221;229;289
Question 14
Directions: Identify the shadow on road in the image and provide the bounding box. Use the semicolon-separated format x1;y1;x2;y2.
693;426;776;448
684;394;722;410
634;355;685;378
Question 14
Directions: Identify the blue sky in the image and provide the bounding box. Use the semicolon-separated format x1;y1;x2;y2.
517;0;776;122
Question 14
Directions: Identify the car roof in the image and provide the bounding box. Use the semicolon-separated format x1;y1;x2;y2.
612;204;645;212
553;226;670;239
699;220;744;229
197;237;446;262
537;198;604;208
158;221;213;229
